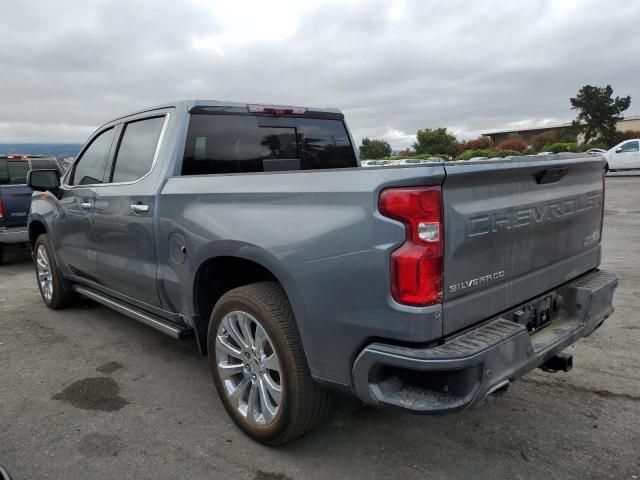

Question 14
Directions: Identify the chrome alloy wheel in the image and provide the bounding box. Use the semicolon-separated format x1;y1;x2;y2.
36;245;53;302
215;311;282;426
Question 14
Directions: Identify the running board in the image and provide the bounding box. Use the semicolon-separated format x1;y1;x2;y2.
73;286;191;339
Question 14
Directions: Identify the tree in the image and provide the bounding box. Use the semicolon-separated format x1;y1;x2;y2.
531;130;558;151
461;136;493;151
398;149;415;158
570;85;631;144
359;138;392;159
413;127;457;155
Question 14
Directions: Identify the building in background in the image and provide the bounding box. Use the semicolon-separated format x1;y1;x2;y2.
482;115;640;145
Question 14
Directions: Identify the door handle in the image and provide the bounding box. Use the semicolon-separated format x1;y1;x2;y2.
79;201;93;209
130;204;149;214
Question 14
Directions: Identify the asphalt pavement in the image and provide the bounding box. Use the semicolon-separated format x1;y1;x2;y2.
0;174;638;479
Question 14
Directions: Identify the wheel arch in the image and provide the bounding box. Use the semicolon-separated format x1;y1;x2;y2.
28;219;48;248
191;253;312;357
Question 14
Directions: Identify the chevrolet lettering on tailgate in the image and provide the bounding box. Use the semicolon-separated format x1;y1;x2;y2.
468;191;602;238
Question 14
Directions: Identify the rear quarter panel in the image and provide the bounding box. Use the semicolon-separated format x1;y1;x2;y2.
157;165;445;385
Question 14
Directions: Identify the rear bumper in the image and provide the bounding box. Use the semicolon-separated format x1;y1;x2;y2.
352;270;618;413
0;226;28;244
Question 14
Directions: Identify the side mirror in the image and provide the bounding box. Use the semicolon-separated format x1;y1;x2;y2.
615;147;623;153
27;169;60;191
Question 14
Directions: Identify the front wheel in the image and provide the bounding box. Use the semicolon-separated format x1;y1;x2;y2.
33;234;74;309
208;282;331;445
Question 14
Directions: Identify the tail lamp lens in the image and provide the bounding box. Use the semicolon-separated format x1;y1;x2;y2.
379;186;443;306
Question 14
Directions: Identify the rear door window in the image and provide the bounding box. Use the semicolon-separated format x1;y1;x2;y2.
71;128;116;186
8;161;29;184
110;116;166;183
297;118;356;169
182;114;355;175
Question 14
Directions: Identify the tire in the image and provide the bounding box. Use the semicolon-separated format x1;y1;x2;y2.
208;281;331;445
33;234;74;309
0;244;4;266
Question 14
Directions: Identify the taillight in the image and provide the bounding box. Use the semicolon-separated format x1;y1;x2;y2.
379;186;443;306
0;198;4;219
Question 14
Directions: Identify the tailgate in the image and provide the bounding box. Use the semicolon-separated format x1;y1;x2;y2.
441;155;604;335
0;185;32;228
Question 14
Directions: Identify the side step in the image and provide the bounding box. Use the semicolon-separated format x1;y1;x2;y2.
74;286;192;339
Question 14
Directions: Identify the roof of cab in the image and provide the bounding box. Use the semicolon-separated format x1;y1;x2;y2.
108;99;343;123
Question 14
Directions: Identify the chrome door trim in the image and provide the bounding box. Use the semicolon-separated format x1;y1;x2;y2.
62;112;171;189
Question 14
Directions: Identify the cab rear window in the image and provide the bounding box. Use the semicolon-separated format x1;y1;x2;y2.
182;114;356;175
7;161;28;184
0;157;61;184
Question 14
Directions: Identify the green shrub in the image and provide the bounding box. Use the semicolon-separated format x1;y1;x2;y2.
523;147;537;155
580;141;609;151
547;142;578;153
459;149;492;160
493;149;522;157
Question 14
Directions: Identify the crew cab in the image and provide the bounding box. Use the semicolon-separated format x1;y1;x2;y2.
27;100;617;445
0;155;61;264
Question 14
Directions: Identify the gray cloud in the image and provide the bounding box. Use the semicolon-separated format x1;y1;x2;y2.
1;0;639;148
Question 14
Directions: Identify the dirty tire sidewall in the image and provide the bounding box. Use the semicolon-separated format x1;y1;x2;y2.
208;282;329;445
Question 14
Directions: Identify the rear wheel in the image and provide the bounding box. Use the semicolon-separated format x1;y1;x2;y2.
208;281;331;445
0;244;4;265
34;234;74;309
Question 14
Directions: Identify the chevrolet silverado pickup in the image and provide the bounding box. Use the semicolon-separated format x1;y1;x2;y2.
27;100;617;445
0;155;62;264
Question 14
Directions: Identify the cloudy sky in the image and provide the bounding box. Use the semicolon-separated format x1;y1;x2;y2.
1;0;639;149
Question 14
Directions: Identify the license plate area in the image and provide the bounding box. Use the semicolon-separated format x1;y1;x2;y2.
509;293;556;334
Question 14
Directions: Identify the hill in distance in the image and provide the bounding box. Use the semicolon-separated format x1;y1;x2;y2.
0;143;82;158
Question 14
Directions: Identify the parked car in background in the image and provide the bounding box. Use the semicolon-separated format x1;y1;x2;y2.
603;139;640;171
0;155;62;264
398;158;439;165
361;159;391;167
586;148;607;155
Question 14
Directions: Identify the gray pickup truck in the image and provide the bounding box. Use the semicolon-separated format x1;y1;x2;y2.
0;155;62;264
27;100;617;445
